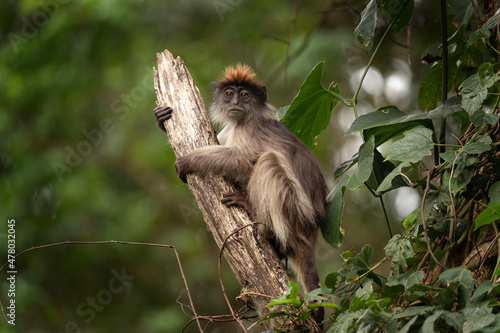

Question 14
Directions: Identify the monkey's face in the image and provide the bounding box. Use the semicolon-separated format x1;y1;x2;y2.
222;86;253;120
210;84;265;124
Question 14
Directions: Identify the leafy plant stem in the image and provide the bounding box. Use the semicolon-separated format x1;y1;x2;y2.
349;257;388;286
330;91;354;107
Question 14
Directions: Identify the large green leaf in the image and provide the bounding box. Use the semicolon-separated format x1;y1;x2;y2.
346;96;462;147
354;0;378;53
280;62;339;150
386;127;434;163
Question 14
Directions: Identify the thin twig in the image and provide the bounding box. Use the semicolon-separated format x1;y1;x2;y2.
0;240;204;332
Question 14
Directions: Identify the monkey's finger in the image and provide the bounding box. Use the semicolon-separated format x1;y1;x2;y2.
154;106;172;132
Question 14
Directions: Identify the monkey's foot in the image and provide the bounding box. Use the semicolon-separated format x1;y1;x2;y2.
221;191;252;214
154;106;173;132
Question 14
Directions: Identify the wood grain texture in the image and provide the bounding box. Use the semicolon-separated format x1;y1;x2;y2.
153;50;323;331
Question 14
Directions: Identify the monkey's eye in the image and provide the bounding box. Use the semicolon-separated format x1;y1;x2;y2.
241;92;249;99
225;91;233;98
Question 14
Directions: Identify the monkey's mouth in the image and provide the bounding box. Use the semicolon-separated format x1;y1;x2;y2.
228;108;245;116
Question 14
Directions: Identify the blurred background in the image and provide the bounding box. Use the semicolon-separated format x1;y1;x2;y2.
1;0;439;331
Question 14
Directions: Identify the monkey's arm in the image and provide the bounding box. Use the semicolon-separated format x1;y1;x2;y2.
175;146;255;183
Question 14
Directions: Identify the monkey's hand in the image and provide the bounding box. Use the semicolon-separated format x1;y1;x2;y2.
154;106;173;132
174;155;191;183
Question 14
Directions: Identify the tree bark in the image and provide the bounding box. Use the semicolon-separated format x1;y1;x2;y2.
153;50;320;331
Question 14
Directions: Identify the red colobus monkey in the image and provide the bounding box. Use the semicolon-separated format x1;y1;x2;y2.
154;64;327;320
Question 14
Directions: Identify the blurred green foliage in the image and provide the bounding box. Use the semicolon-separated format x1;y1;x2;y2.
0;0;445;332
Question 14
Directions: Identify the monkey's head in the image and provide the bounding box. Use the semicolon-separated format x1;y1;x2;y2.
209;64;273;124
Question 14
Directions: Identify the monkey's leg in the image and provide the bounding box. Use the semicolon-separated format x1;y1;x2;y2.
154;106;173;132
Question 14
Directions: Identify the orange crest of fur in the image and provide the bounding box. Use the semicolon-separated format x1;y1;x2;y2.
217;64;264;88
215;63;267;102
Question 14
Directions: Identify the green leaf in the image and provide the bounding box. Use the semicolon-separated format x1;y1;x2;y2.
441;311;465;331
350;282;375;310
307;302;339;309
280;62;339;150
461;135;492;154
384;234;415;275
488;181;500;205
471;280;497;302
474;203;500;231
443;167;472;196
267;298;302;307
459;73;488;115
321;176;348;248
381;0;414;35
351;244;374;272
463;313;496;333
355;0;378;53
386;271;423;290
346;136;375;190
470;110;500;126
422;310;444;333
477;62;500;89
376;161;411;193
438;267;475;292
346;96;462;147
398;314;419;333
386;127;434;163
392;306;435;319
269;281;299;305
325;272;340;291
467;27;491;47
334;153;358;179
402;207;420;230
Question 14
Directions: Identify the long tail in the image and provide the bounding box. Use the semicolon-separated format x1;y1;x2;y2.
248;151;317;250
